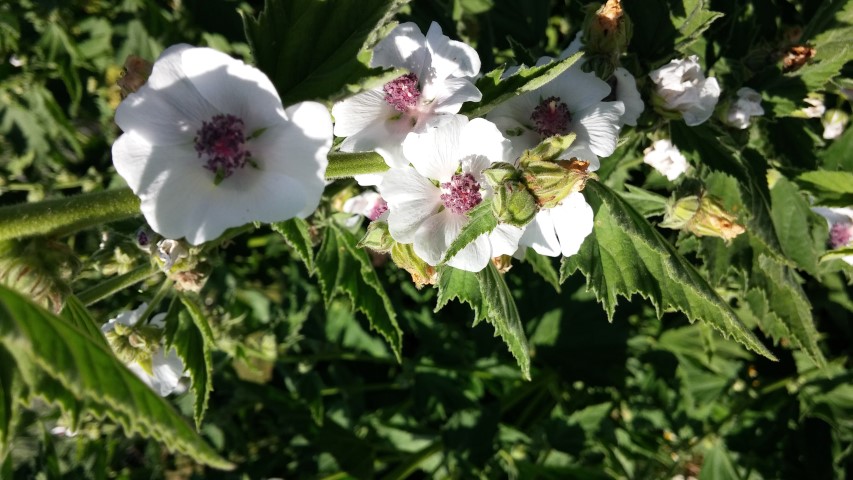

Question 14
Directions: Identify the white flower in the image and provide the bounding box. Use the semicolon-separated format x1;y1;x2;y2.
518;192;593;258
486;59;624;168
649;55;720;126
822;109;848;140
102;303;186;397
156;238;188;271
812;207;853;265
802;97;826;118
343;190;388;221
725;87;764;129
643;139;689;181
331;22;482;179
560;33;644;126
112;44;332;246
379;116;524;272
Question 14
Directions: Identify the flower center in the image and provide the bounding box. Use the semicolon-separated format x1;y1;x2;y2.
194;114;252;182
829;222;853;249
384;73;421;113
530;96;572;137
368;198;388;221
441;173;482;215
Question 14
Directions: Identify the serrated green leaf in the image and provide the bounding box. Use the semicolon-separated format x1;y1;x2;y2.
167;294;216;430
742;288;794;345
60;294;109;349
461;52;582;118
316;222;403;361
560;182;776;360
441;200;499;265
476;263;530;380
795;0;853;91
0;284;232;470
770;177;827;276
819;127;853;171
753;254;826;368
435;266;487;324
795;170;853;206
619;185;668;218
271;218;315;272
522;249;560;292
699;439;743;480
242;0;405;105
671;0;724;53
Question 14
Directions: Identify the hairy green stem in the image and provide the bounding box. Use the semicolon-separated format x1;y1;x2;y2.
325;151;389;179
77;264;160;306
0;188;140;242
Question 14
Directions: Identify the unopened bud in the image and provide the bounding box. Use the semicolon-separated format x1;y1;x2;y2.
358;221;395;253
482;162;521;188
492;180;538;227
523;159;590;209
117;55;153;97
518;133;576;168
581;0;632;78
661;195;745;241
156;239;191;272
390;243;436;288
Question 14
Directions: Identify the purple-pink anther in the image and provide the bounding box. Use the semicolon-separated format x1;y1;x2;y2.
441;173;482;215
531;96;572;138
369;198;388;221
830;222;853;249
384;73;421;112
194;114;252;179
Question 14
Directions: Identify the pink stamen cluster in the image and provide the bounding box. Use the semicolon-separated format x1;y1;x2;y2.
369;198;388;221
194;114;252;180
441;173;482;215
829;222;853;249
383;73;421;112
530;96;572;137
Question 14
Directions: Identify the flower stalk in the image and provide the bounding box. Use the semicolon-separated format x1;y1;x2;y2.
325;151;390;179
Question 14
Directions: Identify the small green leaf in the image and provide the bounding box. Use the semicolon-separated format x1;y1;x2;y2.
435;266;487;324
522;249;560;292
168;295;216;430
795;0;853;91
770;177;827;276
671;0;724;53
560;182;777;360
271;218;315;272
476;263;531;380
60;295;109;349
753;254;826;368
619;185;668;218
820;247;853;263
795;170;853;206
316;222;403;361
461;52;582;118
441;200;499;265
0;284;232;470
699;439;743;480
242;0;406;104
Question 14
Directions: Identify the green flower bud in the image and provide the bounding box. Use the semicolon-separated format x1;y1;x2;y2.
358;221;395;253
492;180;539;227
661;195;745;241
582;0;632;59
390;243;436;288
522;159;591;209
482;162;521;188
518;133;576;168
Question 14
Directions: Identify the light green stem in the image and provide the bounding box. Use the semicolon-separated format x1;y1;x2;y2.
0;188;140;242
325;151;389;179
77;264;160;306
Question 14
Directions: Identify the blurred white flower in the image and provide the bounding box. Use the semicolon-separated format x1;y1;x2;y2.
379;116;523;272
649;56;720;126
802;97;826;118
518;191;593;258
112;44;332;245
822;109;848;140
102;303;187;397
332;21;481;182
156;238;188;271
643;139;689;181
343;190;388;221
812;206;853;265
725;87;764;129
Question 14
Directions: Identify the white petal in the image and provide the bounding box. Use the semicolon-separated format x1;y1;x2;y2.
425;21;481;79
487;116;540;160
151;348;186;396
519;210;561;257
558;141;601;172
614;67;644;126
371;22;430;75
547;66;611;114
551;192;594;257
339;116;411;169
380;167;443;243
574;101;625;157
459;118;512;165
683;77;720;126
414;209;465;265
126;363;157;390
332;88;395;137
428;77;482;114
489;224;525;257
559;32;583;58
446;234;492;271
180;47;285;131
403;115;466;182
486;91;540;127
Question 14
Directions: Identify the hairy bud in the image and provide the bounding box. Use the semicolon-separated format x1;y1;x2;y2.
661;195;745;241
492;180;538;227
523;159;590;209
358;221;395;253
390;243;437;288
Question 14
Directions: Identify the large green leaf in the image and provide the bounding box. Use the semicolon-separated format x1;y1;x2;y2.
795;170;853;206
460;52;582;118
476;263;531;380
560;182;776;360
316;222;403;361
171;295;216;430
670;0;723;53
0;284;232;470
769;176;827;276
242;0;405;105
271;218;315;272
0;347;20;462
435;266;487;323
795;0;853;91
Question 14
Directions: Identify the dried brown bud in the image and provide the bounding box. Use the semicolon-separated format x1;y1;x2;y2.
117;55;153;98
782;45;816;73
